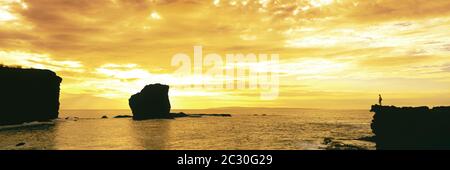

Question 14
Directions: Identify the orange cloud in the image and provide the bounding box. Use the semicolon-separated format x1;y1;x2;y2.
1;0;449;109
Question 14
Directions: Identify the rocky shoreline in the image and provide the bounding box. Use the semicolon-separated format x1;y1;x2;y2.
371;105;450;149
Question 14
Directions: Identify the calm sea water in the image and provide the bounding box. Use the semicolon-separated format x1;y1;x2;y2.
0;108;375;150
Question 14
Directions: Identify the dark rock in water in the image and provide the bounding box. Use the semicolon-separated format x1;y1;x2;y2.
114;115;133;118
65;117;79;121
129;84;171;120
357;136;376;143
128;84;231;120
371;105;450;149
324;141;367;150
16;142;26;147
101;115;108;119
323;137;333;145
169;112;189;118
322;138;367;150
0;66;62;125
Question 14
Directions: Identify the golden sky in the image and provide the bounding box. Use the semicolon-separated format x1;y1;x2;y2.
1;0;449;109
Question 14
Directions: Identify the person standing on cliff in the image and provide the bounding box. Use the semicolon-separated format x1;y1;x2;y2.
378;94;383;106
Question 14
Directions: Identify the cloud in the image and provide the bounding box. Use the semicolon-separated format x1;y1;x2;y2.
1;0;449;109
0;51;84;72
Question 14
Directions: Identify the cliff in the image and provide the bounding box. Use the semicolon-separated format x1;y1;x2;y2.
129;84;172;120
370;105;450;149
0;66;62;125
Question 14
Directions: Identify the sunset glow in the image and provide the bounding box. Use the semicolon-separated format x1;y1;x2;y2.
1;0;449;109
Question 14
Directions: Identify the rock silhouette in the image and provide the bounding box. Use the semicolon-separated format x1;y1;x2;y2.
114;115;133;118
113;112;231;119
0;65;62;125
15;142;26;147
322;137;367;150
371;105;450;149
129;84;172;120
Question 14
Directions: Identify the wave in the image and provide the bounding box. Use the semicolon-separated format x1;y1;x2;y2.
0;121;55;130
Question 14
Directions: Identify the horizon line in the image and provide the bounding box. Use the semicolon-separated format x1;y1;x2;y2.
59;106;370;111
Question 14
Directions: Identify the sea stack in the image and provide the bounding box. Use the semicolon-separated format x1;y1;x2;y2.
0;66;62;125
129;84;172;120
370;105;450;149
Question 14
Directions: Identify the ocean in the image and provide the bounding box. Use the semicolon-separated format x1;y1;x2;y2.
0;108;375;150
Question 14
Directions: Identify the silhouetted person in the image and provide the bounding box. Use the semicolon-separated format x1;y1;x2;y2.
378;94;383;106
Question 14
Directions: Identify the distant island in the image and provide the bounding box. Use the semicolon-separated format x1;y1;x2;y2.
371;105;450;149
0;65;62;125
